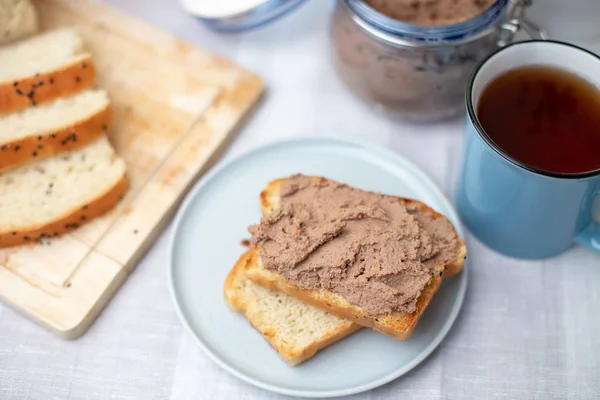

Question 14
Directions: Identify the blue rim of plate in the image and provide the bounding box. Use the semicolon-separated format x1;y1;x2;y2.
167;136;468;398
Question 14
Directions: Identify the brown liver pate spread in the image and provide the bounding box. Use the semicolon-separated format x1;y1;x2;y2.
249;175;460;316
365;0;495;26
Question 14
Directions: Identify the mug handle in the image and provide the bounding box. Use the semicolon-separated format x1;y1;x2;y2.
575;192;600;254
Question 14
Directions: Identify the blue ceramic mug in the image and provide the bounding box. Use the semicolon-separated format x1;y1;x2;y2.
457;40;600;259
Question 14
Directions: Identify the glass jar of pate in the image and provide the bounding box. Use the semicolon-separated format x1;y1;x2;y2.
331;0;543;122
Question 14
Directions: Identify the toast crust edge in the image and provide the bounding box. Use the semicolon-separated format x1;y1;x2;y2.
243;247;440;341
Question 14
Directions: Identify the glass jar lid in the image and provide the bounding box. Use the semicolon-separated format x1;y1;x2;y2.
180;0;306;32
345;0;511;45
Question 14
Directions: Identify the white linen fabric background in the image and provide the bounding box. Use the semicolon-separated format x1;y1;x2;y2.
1;0;599;399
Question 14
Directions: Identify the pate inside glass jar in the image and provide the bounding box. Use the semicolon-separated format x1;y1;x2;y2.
331;0;540;122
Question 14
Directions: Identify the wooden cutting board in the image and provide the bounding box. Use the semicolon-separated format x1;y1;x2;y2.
0;0;263;338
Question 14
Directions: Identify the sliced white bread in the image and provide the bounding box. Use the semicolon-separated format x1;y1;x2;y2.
0;0;38;45
0;28;95;114
0;89;110;172
0;135;127;247
224;249;361;366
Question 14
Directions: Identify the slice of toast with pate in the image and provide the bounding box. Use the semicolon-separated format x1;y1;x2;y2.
244;175;466;341
224;248;361;366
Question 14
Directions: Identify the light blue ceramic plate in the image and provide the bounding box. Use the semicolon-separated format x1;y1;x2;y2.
168;137;467;398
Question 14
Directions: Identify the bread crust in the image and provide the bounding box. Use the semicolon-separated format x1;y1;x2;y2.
249;176;467;340
243;247;439;341
0;102;110;172
225;249;361;366
0;55;95;116
0;174;126;248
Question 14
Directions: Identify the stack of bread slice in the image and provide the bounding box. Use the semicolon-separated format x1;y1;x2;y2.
224;176;466;365
0;28;126;248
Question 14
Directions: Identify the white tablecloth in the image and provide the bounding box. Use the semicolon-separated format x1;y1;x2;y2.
1;1;599;399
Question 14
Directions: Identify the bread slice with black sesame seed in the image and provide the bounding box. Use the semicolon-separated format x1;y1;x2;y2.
225;248;361;366
0;135;126;248
0;89;110;172
0;28;95;115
